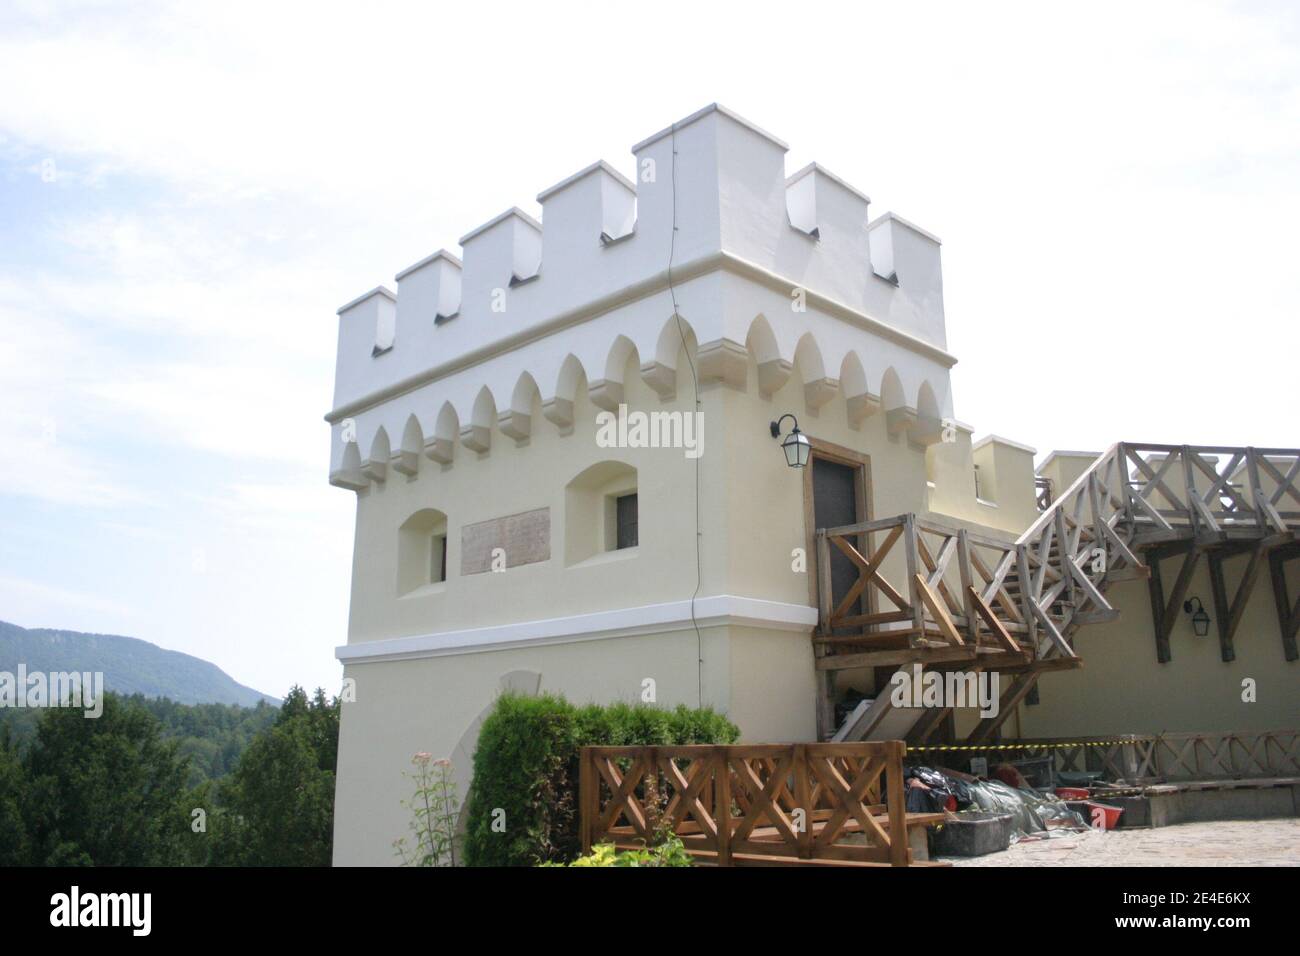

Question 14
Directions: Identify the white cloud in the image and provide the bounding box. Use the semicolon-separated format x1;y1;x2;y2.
0;573;136;620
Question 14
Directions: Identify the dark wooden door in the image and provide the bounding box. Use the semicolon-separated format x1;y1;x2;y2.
813;457;863;630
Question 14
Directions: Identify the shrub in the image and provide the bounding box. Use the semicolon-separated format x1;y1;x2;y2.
542;833;694;867
464;694;738;866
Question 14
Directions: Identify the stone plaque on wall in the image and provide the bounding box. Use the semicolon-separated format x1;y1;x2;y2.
460;507;551;575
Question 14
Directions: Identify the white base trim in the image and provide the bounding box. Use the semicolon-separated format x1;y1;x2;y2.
336;595;819;665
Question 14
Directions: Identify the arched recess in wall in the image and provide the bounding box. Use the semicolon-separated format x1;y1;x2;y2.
644;313;696;400
397;507;449;595
545;353;586;432
564;460;639;565
335;439;365;488
880;366;912;436
397;414;423;476
840;351;878;428
592;335;638;411
365;426;391;482
747;315;791;398
429;402;459;464
463;386;496;453
502;371;539;443
793;332;836;413
450;670;543;855
913;380;943;446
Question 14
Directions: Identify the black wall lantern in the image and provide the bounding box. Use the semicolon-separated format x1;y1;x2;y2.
770;414;811;468
1183;596;1211;637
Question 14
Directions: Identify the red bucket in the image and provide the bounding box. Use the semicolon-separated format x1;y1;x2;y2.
1055;786;1090;800
1083;801;1123;830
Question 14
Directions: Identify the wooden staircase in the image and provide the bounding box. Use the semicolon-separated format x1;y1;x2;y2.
815;443;1300;744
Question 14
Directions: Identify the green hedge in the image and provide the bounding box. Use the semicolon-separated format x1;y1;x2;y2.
463;694;739;866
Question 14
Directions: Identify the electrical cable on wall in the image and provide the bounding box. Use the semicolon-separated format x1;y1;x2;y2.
665;120;705;707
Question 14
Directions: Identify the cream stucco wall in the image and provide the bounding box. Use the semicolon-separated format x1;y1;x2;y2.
334;625;730;867
346;341;722;644
1018;565;1300;738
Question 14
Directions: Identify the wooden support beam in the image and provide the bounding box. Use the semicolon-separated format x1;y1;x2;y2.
903;514;923;635
966;586;1023;656
966;672;1041;743
1267;546;1300;662
831;532;909;613
814;532;835;739
1206;552;1232;663
1029;600;1076;660
1127;485;1175;532
909;706;953;744
1206;542;1267;664
1067;551;1117;620
816;532;833;637
815;645;976;671
1145;542;1199;664
1001;655;1082;675
914;574;965;647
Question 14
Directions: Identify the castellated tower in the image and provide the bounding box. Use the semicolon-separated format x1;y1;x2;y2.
326;104;1000;865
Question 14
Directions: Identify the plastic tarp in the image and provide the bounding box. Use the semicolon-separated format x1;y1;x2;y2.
907;765;1089;840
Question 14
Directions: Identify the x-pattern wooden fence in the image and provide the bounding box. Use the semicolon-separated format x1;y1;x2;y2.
1149;730;1300;780
579;742;911;866
814;443;1299;742
815;515;1033;665
817;444;1300;669
981;731;1300;782
1121;444;1300;538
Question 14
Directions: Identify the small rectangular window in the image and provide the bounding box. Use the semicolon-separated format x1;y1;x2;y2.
431;534;447;583
615;493;638;550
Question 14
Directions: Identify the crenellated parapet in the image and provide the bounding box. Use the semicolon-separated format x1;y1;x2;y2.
327;104;957;490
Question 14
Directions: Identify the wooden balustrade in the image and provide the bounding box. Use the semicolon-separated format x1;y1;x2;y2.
813;443;1300;742
578;742;914;866
923;731;1300;783
814;515;1039;669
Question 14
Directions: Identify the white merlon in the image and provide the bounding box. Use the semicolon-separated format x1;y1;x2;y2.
868;210;942;245
629;102;789;153
786;162;872;239
537;160;636;261
327;103;954;488
334;288;397;374
337;285;397;315
973;434;1038;455
1036;449;1102;475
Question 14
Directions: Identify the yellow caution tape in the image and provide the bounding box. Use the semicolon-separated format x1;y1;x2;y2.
909;739;1135;752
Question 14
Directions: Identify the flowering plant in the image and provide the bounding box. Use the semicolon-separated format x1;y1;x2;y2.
394;752;460;867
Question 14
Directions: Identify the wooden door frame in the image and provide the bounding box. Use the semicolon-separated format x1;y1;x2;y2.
802;437;873;740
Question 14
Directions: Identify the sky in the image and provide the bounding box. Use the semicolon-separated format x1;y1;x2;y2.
0;0;1297;698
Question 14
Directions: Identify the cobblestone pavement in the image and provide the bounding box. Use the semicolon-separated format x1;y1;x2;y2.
941;819;1300;866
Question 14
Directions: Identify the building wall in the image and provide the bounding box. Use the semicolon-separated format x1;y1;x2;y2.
333;624;731;867
345;338;721;645
1018;563;1300;738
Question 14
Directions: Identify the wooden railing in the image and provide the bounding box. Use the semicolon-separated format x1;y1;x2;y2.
1117;444;1300;539
1034;475;1054;511
815;444;1300;667
814;443;1299;741
1013;444;1135;663
815;514;1037;665
919;731;1300;783
578;742;912;866
1146;730;1300;781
